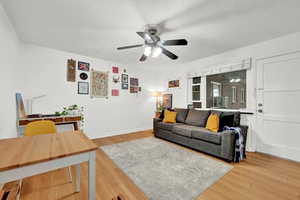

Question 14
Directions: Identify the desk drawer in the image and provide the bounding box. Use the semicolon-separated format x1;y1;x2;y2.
64;116;81;122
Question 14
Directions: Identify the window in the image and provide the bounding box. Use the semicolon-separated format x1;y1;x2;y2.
232;86;237;103
206;70;246;109
192;76;201;108
241;88;245;103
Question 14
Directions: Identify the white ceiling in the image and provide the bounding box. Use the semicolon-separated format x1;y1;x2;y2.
2;0;300;65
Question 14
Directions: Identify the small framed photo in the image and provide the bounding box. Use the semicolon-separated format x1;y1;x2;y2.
111;89;119;96
130;78;139;86
112;66;119;73
78;82;89;95
122;83;128;90
122;74;128;83
78;61;90;71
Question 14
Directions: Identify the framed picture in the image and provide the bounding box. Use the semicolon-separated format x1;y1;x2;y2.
78;82;89;95
168;80;180;88
67;59;76;82
112;66;119;73
130;87;138;93
90;70;108;98
130;78;139;86
79;72;88;80
78;61;90;71
163;94;172;109
122;74;128;83
122;83;128;90
111;89;119;96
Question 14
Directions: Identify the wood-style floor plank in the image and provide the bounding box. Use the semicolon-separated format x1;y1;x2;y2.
20;130;300;200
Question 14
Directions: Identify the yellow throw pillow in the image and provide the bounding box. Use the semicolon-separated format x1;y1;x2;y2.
206;113;220;133
163;110;177;123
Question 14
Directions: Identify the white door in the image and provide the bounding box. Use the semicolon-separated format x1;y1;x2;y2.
256;51;300;162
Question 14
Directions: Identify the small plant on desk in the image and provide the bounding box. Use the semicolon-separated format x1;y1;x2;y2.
55;104;85;130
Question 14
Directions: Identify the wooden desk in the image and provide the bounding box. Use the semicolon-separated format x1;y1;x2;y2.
17;115;81;136
0;131;97;200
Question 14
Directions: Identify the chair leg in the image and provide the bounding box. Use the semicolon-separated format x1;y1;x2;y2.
16;179;23;200
68;166;73;183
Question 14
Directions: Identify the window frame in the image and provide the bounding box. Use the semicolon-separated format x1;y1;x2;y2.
192;76;201;103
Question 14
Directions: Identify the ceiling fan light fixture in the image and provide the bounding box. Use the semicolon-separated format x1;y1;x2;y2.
152;47;162;58
144;46;152;56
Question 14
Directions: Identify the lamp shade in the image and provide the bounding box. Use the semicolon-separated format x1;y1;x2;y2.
151;91;162;97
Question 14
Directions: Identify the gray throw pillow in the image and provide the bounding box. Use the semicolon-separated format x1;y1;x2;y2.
185;109;211;127
174;108;189;123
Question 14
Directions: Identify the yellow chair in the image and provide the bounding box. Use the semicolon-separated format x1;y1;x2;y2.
23;121;72;181
24;120;57;136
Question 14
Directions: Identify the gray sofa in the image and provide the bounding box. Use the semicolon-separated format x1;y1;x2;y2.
153;109;248;162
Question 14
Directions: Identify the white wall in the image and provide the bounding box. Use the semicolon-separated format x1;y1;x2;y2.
0;4;20;139
16;44;162;139
160;31;300;160
0;2;163;139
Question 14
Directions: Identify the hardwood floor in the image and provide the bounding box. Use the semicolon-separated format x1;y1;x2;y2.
20;130;300;200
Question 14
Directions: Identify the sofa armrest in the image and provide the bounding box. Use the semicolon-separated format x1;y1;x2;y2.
220;130;235;161
239;125;248;158
220;125;248;161
153;118;162;135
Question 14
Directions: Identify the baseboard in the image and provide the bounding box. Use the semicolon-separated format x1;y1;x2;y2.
92;128;153;140
256;142;300;162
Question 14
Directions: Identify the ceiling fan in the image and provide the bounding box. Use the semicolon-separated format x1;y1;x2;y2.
117;25;188;62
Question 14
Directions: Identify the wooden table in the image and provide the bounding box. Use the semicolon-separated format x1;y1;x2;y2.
17;115;82;136
0;131;98;200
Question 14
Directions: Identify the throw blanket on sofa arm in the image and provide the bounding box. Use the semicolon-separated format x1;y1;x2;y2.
223;126;244;162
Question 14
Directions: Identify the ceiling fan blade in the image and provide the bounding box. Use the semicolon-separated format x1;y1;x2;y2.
117;44;143;50
136;32;153;42
162;39;188;46
160;46;178;60
139;54;147;62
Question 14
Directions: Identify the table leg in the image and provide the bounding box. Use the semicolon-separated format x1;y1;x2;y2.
75;164;81;193
88;151;96;200
73;122;79;131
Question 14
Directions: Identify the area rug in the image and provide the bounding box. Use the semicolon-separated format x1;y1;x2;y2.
101;138;233;200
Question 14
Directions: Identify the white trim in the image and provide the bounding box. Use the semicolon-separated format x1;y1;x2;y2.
187;58;252;78
256;142;300;162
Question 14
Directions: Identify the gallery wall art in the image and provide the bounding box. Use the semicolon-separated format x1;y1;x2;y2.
112;75;120;83
112;66;119;73
78;61;90;71
78;82;89;95
111;89;119;96
163;94;173;109
121;74;128;90
67;59;76;82
90;69;108;98
130;78;139;86
122;83;128;90
168;80;180;88
79;72;88;80
130;87;139;93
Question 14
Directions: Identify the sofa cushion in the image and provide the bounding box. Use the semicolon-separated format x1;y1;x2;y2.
157;122;180;131
185;109;211;127
163;110;177;123
174;108;189;123
191;128;222;145
219;113;234;131
173;125;201;138
159;108;175;119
